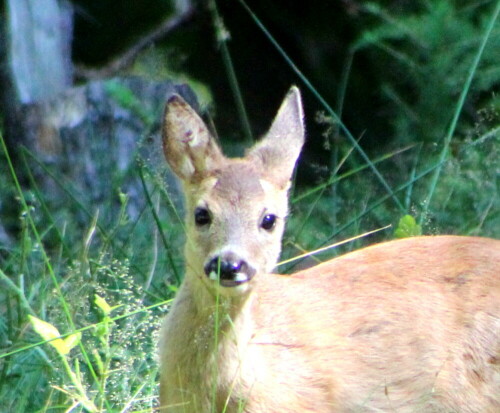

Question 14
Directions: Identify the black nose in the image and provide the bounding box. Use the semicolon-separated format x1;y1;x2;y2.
204;252;256;287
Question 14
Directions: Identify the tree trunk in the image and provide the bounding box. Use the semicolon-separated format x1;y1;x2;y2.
6;0;73;104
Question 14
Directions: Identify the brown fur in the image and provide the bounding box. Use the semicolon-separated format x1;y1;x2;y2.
158;88;500;412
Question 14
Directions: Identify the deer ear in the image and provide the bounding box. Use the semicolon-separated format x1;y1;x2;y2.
248;86;305;188
162;94;224;182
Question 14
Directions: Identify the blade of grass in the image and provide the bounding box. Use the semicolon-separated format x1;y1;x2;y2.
21;146;150;282
0;268;35;316
209;0;253;145
0;297;172;360
20;151;72;258
405;142;422;211
1;136;74;329
286;161;440;271
145;194;160;291
292;137;359;241
293;144;415;204
279;225;392;267
138;165;181;284
326;162;441;245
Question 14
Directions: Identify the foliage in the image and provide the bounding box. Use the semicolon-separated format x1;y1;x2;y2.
0;135;177;411
354;0;500;145
394;215;422;238
0;217;169;411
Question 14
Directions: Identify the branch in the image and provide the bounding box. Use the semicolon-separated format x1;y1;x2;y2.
74;5;195;80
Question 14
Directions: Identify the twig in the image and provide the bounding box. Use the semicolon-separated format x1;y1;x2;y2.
74;5;195;80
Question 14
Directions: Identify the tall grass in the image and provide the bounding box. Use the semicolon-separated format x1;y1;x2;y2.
0;0;499;411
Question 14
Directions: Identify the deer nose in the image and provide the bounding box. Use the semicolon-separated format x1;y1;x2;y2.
204;252;256;287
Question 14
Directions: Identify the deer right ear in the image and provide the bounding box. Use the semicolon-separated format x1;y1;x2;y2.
162;95;224;181
247;86;305;189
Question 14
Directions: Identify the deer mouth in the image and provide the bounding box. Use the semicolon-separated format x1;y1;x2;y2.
207;270;255;287
204;255;257;287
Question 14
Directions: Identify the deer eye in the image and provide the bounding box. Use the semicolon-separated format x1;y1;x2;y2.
260;214;277;231
194;207;211;226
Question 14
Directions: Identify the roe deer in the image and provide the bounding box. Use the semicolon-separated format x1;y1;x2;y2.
158;87;500;412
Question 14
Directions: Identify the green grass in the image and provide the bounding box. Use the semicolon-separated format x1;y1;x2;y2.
0;1;499;411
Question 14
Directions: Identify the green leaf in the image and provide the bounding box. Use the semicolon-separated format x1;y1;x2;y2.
394;215;422;238
94;322;109;339
92;348;104;376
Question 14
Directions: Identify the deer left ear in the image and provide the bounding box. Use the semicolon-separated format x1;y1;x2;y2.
162;94;225;182
247;86;305;188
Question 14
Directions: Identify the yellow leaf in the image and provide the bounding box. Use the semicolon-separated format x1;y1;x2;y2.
29;315;68;355
94;294;112;316
29;315;61;341
63;332;82;353
29;316;81;356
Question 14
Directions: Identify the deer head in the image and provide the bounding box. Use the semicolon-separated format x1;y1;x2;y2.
162;87;304;296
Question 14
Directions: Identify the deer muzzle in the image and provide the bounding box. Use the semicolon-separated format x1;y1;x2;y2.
204;252;257;287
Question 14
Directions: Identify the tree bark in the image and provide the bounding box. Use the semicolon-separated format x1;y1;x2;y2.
6;0;73;104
